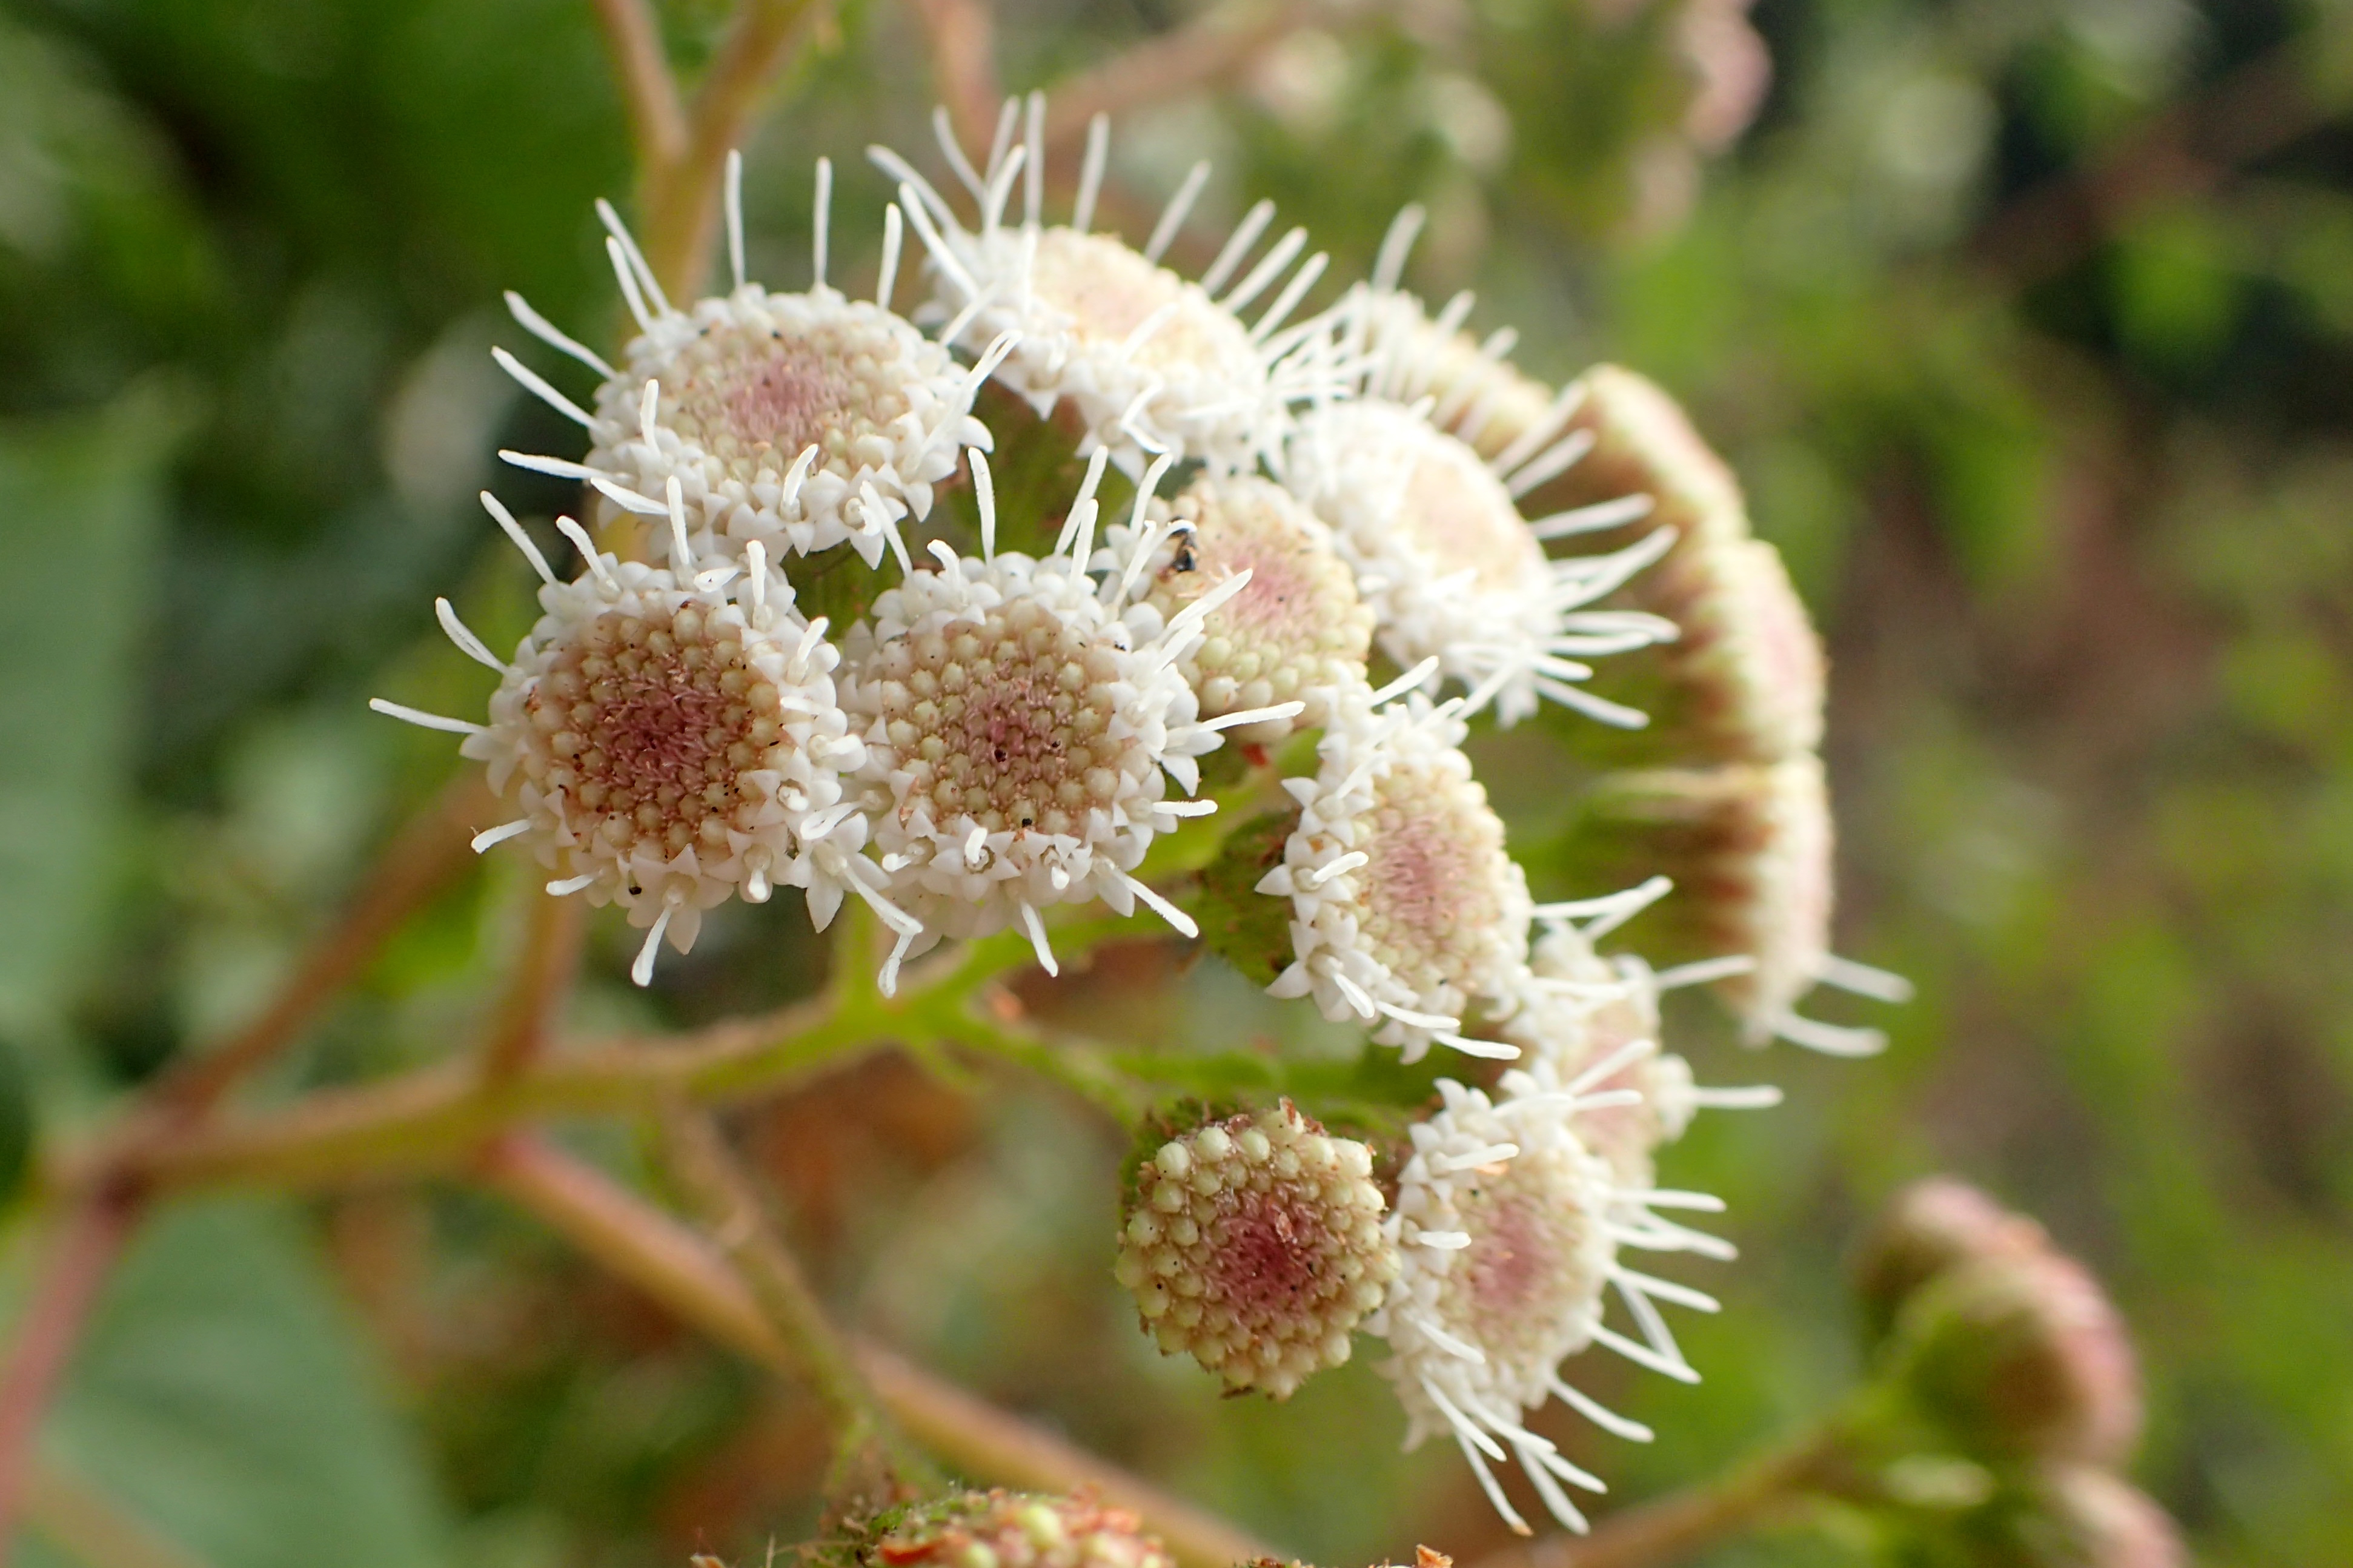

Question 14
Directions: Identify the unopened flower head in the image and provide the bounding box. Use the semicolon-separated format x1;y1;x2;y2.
877;99;1340;474
1851;1178;2052;1342
1283;397;1676;728
1117;472;1373;741
1115;1100;1396;1398
846;461;1298;973
868;1490;1173;1568
1260;689;1532;1062
1373;1079;1624;1535
375;501;871;985
1893;1246;2145;1467
497;160;989;572
2037;1467;2188;1568
1598;755;1913;1054
1674;535;1824;761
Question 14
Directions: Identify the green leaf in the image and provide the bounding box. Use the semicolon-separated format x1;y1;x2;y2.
39;1198;453;1568
0;383;187;1035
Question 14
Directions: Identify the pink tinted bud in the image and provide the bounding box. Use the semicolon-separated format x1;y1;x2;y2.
1894;1249;2145;1466
2039;1466;2188;1568
1852;1177;2051;1340
1116;1101;1398;1400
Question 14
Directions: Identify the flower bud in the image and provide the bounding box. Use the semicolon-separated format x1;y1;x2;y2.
869;1490;1173;1568
2032;1466;2188;1568
1115;1101;1399;1399
1519;365;1747;554
1891;1250;2144;1466
1851;1178;2051;1342
1509;366;1826;767
1571;758;1837;1046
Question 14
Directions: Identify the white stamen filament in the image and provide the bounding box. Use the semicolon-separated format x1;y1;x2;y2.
491;348;592;427
470;820;531;853
503;291;615;379
369;698;482;735
478;492;556;586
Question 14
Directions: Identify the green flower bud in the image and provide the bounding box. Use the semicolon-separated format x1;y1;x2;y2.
1190;807;1304;987
1891;1251;2144;1466
1852;1178;2051;1343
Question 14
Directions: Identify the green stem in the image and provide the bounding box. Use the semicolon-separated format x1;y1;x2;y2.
478;1135;1279;1568
655;1100;942;1498
83;911;1143;1195
1477;1434;1834;1568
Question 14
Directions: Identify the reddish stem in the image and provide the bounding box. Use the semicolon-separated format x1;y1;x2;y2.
0;1186;145;1567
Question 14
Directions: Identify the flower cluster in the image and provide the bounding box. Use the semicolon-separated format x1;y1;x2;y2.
377;103;1900;1533
864;1490;1173;1568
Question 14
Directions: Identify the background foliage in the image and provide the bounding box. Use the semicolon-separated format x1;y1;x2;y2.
1;0;2349;1564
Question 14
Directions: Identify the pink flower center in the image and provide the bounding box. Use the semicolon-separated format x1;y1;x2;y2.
1442;1153;1607;1363
526;604;786;861
657;314;912;478
872;598;1143;839
1206;1186;1327;1319
1029;228;1256;377
1399;442;1546;594
1355;762;1514;996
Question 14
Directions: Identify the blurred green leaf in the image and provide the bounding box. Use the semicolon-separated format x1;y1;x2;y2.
0;383;185;1035
41;1199;454;1568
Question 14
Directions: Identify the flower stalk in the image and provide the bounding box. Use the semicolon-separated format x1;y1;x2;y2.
654;1097;940;1498
476;1134;1278;1568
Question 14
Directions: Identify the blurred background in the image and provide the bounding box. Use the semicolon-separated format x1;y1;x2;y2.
1;0;2349;1565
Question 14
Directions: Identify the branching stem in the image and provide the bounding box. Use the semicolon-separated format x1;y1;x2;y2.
0;1186;147;1568
642;0;835;299
153;774;495;1116
479;893;588;1084
479;1135;1277;1568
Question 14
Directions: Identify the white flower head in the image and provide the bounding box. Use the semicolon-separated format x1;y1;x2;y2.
875;97;1344;476
373;500;902;986
1373;1078;1619;1535
1107;472;1373;744
1346;205;1567;461
495;156;995;573
1282;394;1680;729
1592;756;1911;1054
1498;923;1783;1184
1258;682;1531;1062
1375;1075;1741;1535
845;452;1301;979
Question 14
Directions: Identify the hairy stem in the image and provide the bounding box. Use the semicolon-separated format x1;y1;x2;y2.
642;0;834;299
479;1136;1278;1568
0;1187;146;1568
591;0;689;177
657;1100;940;1497
102;988;880;1192
82;924;1110;1194
1472;1431;1840;1568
